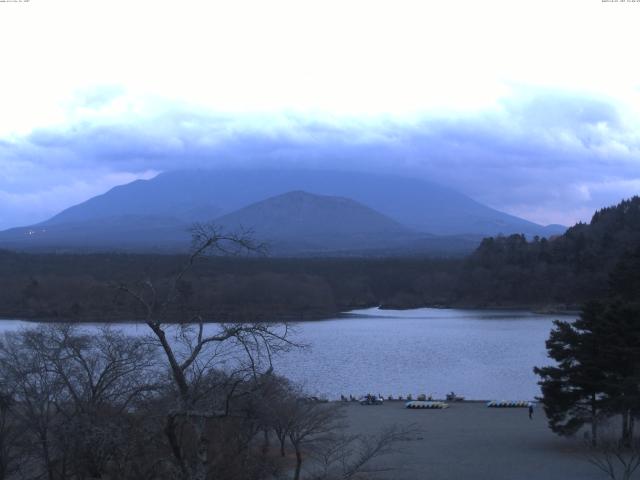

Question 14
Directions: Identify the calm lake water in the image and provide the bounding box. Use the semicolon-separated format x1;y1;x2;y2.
0;308;573;401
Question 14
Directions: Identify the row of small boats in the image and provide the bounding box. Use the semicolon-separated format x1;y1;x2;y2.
405;401;449;409
355;395;534;409
486;400;533;408
405;400;534;409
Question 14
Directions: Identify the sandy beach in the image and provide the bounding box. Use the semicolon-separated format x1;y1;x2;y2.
341;401;604;480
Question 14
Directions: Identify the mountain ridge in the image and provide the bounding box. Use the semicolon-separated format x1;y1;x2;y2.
40;168;564;235
0;168;567;255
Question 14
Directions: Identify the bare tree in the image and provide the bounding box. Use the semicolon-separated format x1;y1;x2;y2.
0;328;71;480
0;325;159;480
308;424;417;480
259;374;297;457
248;372;416;480
31;325;159;413
118;223;296;480
41;325;158;479
288;401;345;480
0;390;23;480
585;424;640;480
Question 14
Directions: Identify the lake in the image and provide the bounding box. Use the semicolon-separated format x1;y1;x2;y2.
0;308;572;401
273;308;570;401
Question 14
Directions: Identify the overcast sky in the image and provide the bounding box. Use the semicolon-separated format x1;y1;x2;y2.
0;0;639;230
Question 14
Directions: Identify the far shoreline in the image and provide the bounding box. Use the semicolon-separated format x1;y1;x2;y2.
0;304;581;324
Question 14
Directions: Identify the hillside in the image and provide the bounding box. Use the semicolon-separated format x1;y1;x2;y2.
0;190;444;255
0;215;190;252
0;168;565;255
214;190;420;253
455;196;640;306
39;168;563;236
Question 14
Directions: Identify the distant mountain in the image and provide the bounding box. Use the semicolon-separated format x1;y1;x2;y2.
42;168;564;236
215;190;419;253
0;168;565;254
43;174;225;225
539;224;567;237
0;215;190;252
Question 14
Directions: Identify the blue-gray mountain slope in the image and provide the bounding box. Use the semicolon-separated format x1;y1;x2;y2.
214;190;420;253
43;168;565;237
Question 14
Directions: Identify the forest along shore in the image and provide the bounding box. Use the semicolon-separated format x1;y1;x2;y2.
2;197;639;322
0;250;600;323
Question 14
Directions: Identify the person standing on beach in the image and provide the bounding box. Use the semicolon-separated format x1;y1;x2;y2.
528;404;534;420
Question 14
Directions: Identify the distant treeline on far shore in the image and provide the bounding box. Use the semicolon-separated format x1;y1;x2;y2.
1;196;639;322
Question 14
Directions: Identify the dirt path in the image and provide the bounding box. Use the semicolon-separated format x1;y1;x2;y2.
341;401;604;480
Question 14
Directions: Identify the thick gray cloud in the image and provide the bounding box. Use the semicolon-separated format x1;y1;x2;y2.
0;89;639;230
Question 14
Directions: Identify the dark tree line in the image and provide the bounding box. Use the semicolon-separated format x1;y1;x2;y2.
0;252;461;322
460;196;640;307
3;197;640;321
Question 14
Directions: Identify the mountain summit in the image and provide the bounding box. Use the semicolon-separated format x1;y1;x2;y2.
215;190;417;253
42;168;564;235
0;168;565;254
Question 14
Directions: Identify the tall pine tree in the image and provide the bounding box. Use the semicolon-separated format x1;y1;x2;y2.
535;249;640;446
598;302;640;445
534;302;609;445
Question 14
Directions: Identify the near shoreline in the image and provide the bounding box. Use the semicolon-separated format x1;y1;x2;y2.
340;401;600;480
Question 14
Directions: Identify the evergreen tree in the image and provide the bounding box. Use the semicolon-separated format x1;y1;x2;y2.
598;302;640;446
534;302;610;445
535;296;640;446
608;247;640;305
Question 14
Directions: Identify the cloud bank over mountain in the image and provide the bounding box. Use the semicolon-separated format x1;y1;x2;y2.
1;1;639;231
1;87;638;230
